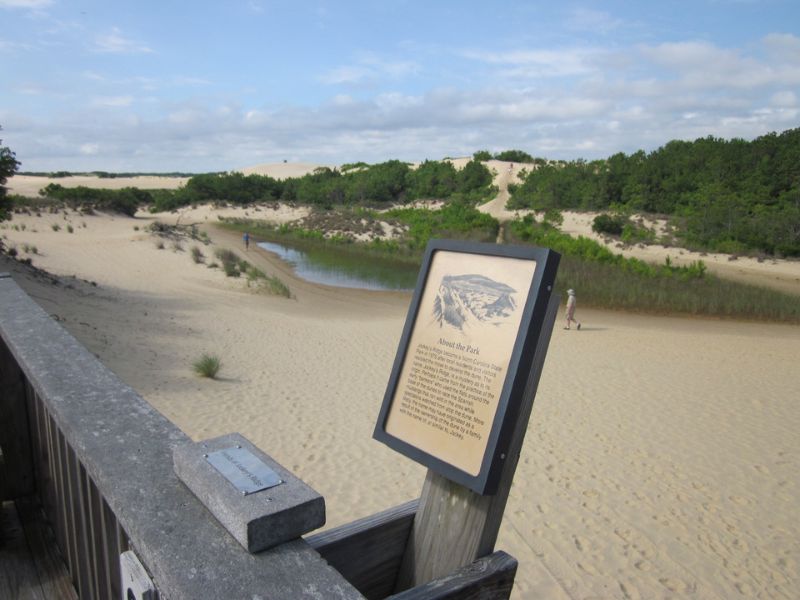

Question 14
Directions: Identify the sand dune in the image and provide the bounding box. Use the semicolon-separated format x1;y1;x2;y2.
2;205;797;599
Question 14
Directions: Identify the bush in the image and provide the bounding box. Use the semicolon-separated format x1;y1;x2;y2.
51;223;61;232
592;213;628;236
67;224;74;233
542;209;564;227
494;149;534;163
190;246;205;263
192;354;221;378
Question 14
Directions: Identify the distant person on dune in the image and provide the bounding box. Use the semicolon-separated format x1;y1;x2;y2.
243;231;250;251
565;288;581;330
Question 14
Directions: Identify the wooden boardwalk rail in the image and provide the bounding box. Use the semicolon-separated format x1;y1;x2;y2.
0;273;517;599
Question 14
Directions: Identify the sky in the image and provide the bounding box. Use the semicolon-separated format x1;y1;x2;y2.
1;0;799;172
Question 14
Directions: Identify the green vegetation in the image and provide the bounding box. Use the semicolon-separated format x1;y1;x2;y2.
190;246;205;263
384;203;499;251
221;202;498;261
507;216;800;322
493;149;535;163
592;213;627;236
211;246;290;296
39;183;149;217
1;126;20;221
508;128;800;257
192;353;221;379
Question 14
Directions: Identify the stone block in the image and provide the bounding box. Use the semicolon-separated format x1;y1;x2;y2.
173;432;325;553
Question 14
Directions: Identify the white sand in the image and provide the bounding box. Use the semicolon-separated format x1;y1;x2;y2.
2;206;798;599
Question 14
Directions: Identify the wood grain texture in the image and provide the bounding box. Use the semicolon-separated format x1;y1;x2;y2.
308;499;418;599
388;551;517;600
395;295;559;592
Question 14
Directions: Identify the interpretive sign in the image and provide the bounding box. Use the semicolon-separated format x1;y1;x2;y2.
374;240;559;495
206;446;283;495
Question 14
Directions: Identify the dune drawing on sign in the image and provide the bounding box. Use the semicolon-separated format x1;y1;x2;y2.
432;274;517;331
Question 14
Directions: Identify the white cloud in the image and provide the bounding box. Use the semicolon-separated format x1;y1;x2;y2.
0;0;52;8
461;47;603;78
6;30;799;171
90;96;134;108
320;55;420;85
79;143;99;155
93;27;153;54
566;8;623;35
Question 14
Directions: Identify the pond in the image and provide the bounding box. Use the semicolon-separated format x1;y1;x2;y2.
257;240;419;291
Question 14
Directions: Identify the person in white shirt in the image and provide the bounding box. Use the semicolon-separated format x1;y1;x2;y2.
565;288;581;330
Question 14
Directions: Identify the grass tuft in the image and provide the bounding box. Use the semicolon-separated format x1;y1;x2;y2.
192;353;221;378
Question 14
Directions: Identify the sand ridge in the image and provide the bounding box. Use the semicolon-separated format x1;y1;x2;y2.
2;206;799;599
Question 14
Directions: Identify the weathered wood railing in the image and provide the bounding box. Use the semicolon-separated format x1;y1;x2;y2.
0;274;362;599
0;273;517;599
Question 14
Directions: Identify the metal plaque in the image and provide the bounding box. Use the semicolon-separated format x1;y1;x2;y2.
206;446;283;495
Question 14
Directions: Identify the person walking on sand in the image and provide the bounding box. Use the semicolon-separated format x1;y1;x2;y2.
243;231;250;251
565;288;581;330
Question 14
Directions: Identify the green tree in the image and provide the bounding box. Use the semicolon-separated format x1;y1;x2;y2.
1;127;21;220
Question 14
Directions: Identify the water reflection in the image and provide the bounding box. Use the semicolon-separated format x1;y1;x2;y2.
257;241;418;291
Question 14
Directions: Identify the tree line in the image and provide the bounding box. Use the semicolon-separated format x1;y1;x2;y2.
507;128;800;256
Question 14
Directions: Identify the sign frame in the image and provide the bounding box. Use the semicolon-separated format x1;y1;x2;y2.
373;239;560;495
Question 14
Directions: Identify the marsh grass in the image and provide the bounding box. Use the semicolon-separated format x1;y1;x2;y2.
192;353;221;379
244;264;291;297
508;218;800;322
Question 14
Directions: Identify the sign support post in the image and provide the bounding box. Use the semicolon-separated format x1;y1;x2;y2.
393;294;560;592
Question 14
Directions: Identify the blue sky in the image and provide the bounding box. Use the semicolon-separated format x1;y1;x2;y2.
2;0;799;172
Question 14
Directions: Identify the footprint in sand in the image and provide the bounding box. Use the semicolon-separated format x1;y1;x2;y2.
729;495;751;506
659;578;692;593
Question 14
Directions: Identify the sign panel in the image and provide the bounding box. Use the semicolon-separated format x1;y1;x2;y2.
206;446;283;495
374;240;559;495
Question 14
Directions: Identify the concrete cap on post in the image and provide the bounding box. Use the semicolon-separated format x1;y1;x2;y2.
173;432;326;553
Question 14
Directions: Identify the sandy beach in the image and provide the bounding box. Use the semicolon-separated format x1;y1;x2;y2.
2;201;798;599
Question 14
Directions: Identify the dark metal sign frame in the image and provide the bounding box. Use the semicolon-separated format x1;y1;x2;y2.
373;239;560;495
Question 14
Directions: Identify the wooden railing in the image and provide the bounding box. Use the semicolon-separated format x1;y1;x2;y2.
0;274;362;599
0;273;517;599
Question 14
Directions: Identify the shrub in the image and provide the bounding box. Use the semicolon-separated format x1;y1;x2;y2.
190;246;205;263
223;261;239;277
192;354;221;379
155;240;165;250
542;208;564;227
67;224;74;233
592;213;628;236
51;223;61;232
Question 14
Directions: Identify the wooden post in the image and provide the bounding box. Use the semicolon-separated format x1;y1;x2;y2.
395;294;560;592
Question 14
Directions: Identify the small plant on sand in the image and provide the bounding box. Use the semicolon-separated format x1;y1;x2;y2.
244;265;292;298
51;223;61;232
155;240;165;250
223;261;239;277
172;240;184;252
192;353;221;379
207;261;219;269
190;245;205;263
66;224;74;233
133;225;140;231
